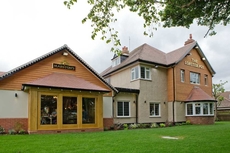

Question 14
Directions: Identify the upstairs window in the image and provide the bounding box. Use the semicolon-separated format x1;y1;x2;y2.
180;69;185;82
190;72;200;84
204;75;208;85
131;66;151;81
112;57;120;67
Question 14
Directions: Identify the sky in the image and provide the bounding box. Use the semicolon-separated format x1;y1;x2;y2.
0;0;230;90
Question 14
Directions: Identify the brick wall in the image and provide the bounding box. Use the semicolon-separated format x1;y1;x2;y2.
0;118;28;132
186;116;214;124
103;118;114;129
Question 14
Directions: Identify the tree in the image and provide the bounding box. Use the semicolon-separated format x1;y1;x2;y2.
64;0;230;54
213;80;228;120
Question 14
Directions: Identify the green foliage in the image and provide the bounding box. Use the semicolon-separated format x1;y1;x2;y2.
129;123;138;129
186;120;191;125
63;0;230;54
0;125;5;134
123;123;128;130
159;123;165;127
213;80;228;106
13;122;25;133
151;122;159;128
8;129;16;135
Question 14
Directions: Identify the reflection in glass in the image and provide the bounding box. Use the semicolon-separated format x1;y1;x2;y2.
82;98;95;124
63;97;77;124
40;95;57;125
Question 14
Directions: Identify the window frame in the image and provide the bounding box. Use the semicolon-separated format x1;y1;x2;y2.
190;72;200;84
180;69;185;82
131;66;151;81
149;102;161;117
204;74;208;86
117;101;130;117
185;102;214;116
112;57;121;67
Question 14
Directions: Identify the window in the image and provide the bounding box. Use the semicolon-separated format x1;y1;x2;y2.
82;97;95;124
186;102;214;116
190;72;200;84
150;103;160;116
204;75;208;85
131;66;151;80
40;95;57;125
141;67;151;80
181;69;185;82
117;101;130;117
131;66;139;80
112;57;120;67
63;97;77;124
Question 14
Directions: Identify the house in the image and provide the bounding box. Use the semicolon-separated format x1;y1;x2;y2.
101;35;216;125
217;91;230;121
0;45;116;133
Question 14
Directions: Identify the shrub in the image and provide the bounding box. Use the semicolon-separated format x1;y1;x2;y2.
14;122;24;133
129;124;138;129
8;129;16;135
151;123;159;128
186;120;191;125
0;125;5;134
123;124;128;130
160;123;166;127
18;129;26;134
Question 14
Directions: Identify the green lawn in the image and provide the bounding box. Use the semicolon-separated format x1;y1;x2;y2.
1;122;230;153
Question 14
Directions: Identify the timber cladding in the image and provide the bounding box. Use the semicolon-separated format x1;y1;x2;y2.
167;48;213;102
0;49;111;92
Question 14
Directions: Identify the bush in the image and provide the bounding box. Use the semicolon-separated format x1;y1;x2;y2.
151;123;159;128
0;125;5;134
14;122;24;133
8;129;16;135
160;123;166;127
18;129;26;134
186;120;191;125
129;124;138;129
123;124;128;130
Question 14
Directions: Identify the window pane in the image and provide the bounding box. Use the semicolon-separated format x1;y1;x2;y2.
150;103;160;116
124;102;129;116
82;98;95;124
63;97;77;124
155;104;159;115
209;103;214;114
203;103;208;114
135;67;139;79
181;70;185;82
41;95;57;125
204;75;208;85
117;102;123;116
187;104;193;115
146;68;150;79
190;72;200;84
131;69;135;80
141;67;145;78
195;103;201;114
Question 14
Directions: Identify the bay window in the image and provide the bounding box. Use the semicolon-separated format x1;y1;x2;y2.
131;66;151;80
186;102;214;116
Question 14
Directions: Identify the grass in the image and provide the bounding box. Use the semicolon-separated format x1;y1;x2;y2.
1;121;230;153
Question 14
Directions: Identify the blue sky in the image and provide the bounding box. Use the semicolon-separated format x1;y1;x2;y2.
0;0;230;90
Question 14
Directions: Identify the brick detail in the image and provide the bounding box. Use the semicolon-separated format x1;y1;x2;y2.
186;116;214;124
103;118;114;128
0;118;28;132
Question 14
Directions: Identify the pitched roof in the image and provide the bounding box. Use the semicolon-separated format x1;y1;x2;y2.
218;91;230;108
22;72;110;92
185;86;216;102
0;44;117;93
101;41;215;77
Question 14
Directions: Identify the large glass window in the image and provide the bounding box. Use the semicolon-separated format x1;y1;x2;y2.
181;69;185;82
190;72;200;84
186;102;214;116
117;101;130;117
150;103;160;117
40;95;57;125
63;97;77;124
82;98;95;124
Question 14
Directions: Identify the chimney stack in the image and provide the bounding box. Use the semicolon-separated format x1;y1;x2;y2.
184;34;195;45
121;46;129;55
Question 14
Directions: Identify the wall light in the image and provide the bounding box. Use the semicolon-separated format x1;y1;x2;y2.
62;52;68;56
15;93;18;97
164;102;166;104
133;101;136;103
202;57;206;61
144;101;146;103
155;65;158;68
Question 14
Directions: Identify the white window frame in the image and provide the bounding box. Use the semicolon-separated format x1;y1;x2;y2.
149;103;161;117
131;66;151;81
117;101;130;117
204;74;208;86
181;69;185;82
112;57;121;67
185;102;214;116
190;72;200;84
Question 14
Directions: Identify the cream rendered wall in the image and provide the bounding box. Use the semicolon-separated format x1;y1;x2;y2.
103;97;113;118
174;102;186;122
167;102;173;122
0;90;28;118
138;68;168;123
110;67;140;89
113;92;137;124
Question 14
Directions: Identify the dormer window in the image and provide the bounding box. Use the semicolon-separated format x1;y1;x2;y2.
112;57;121;67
